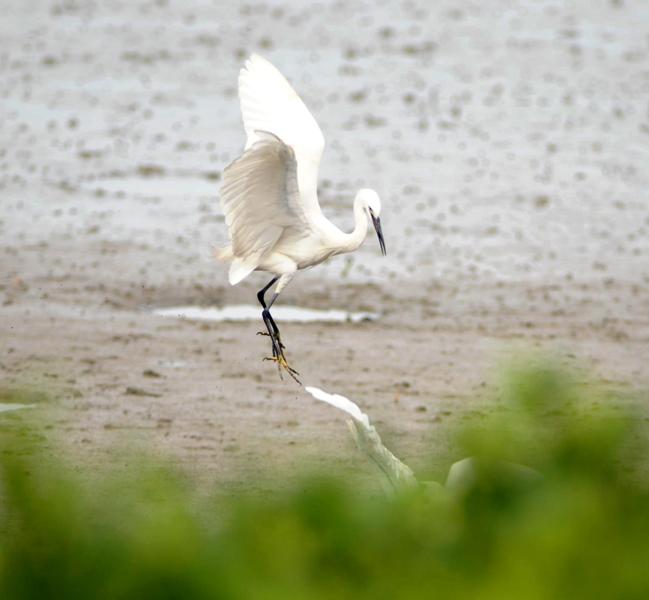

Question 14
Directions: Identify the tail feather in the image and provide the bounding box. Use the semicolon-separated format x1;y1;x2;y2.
228;257;257;285
214;246;257;286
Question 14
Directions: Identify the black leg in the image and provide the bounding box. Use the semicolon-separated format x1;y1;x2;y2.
261;310;282;377
263;308;281;343
261;308;300;382
264;291;282;337
256;280;300;383
256;280;283;348
257;277;278;308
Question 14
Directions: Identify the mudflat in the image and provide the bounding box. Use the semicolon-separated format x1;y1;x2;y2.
1;0;648;487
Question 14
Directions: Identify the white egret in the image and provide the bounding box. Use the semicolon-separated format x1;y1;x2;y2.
305;386;418;492
216;55;386;381
305;386;542;495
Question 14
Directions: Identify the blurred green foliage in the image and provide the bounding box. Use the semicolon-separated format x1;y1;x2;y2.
1;366;649;598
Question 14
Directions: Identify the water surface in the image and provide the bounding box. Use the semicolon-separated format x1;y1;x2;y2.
153;305;378;323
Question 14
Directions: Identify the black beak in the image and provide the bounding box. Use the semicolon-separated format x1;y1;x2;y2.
370;211;386;256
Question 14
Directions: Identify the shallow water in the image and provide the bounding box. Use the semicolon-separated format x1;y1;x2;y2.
0;403;34;414
84;175;217;198
1;0;648;291
153;305;377;323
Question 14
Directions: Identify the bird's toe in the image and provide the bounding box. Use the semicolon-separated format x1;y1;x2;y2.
263;354;300;384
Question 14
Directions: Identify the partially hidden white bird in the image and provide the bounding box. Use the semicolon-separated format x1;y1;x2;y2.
216;54;386;382
304;386;542;495
305;385;417;492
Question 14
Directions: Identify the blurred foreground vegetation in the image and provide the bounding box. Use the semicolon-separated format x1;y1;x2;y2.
1;366;649;598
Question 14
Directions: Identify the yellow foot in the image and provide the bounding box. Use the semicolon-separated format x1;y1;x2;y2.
256;331;285;349
263;354;301;384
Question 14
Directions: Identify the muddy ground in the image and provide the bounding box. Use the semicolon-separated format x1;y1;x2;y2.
3;268;648;488
1;0;648;489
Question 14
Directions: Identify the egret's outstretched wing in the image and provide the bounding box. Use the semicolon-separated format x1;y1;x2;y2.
238;54;325;219
305;385;417;491
220;132;308;285
305;386;370;427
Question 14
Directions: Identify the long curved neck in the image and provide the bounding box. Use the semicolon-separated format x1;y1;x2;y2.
342;196;369;253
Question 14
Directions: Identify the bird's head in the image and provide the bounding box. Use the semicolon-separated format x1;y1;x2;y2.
357;188;386;256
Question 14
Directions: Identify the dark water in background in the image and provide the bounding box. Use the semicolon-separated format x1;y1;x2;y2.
1;0;648;290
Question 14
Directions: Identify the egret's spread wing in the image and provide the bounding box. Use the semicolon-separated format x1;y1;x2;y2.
239;54;325;219
305;386;416;490
305;386;370;427
220;133;308;284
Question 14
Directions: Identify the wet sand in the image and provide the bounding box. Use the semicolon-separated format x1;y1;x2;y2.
3;269;648;487
1;0;648;487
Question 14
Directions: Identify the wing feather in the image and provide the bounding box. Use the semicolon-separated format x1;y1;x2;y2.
238;54;325;219
219;133;308;284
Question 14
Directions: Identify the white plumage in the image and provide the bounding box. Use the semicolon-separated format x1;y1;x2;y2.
305;386;542;495
217;54;386;380
219;131;305;285
238;54;325;218
305;385;417;491
305;386;370;427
